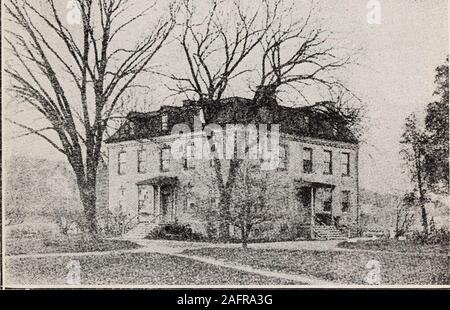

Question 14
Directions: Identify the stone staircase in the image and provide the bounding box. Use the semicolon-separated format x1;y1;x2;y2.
123;222;158;239
312;225;347;240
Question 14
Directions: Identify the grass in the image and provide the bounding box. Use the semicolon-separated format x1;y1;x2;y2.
6;222;141;255
6;235;140;255
338;239;449;255
182;247;449;285
5;252;298;286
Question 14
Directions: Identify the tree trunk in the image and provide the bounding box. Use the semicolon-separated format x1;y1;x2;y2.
395;206;400;238
212;158;241;241
79;180;98;236
241;226;248;249
72;154;100;236
415;147;428;235
218;190;231;241
420;204;428;235
205;102;242;241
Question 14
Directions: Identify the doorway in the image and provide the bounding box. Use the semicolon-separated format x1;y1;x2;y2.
160;185;173;223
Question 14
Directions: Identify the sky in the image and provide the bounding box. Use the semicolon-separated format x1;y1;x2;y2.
2;0;449;193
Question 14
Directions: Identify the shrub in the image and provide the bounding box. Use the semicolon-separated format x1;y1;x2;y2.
5;206;26;226
53;208;85;235
147;222;204;241
409;228;449;246
6;222;57;239
426;228;450;246
96;209;136;237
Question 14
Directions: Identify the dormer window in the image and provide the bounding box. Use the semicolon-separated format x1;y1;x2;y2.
161;113;168;131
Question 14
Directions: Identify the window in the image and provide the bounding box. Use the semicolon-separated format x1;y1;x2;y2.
161;113;168;131
323;188;332;212
185;197;196;213
137;149;146;173
160;146;171;171
279;144;288;170
184;143;195;169
323;150;332;174
341;190;350;212
118;151;126;175
341;152;350;176
182;185;194;212
118;186;125;212
303;147;313;173
137;185;145;213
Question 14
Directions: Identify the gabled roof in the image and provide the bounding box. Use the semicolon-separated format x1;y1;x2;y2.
105;97;358;144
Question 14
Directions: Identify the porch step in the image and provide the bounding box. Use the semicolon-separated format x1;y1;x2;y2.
313;225;347;240
123;222;158;239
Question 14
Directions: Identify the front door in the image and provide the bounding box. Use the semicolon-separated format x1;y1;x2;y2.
299;187;311;208
296;186;312;225
137;185;154;222
160;186;172;223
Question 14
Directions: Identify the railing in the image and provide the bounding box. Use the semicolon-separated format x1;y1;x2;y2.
124;213;165;234
314;216;328;226
122;214;140;235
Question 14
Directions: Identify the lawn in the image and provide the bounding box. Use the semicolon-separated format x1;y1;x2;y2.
6;235;140;255
5;252;298;286
338;239;449;255
6;222;141;255
182;247;449;285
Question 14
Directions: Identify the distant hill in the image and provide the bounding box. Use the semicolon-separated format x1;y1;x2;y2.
359;188;401;232
3;156;446;230
3;156;82;218
359;188;449;232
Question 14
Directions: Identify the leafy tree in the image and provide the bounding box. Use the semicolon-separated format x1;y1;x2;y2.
400;57;449;235
395;192;415;238
423;57;449;193
400;114;429;234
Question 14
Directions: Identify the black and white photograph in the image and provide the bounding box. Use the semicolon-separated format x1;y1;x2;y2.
1;0;449;291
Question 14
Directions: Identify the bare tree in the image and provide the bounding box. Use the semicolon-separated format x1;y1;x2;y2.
169;0;357;240
228;162;282;248
254;3;353;104
169;0;279;101
5;0;176;234
167;0;280;239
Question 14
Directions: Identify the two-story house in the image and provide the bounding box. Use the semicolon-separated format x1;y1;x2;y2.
105;97;359;240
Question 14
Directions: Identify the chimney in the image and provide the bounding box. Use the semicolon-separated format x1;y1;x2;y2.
182;99;196;107
254;85;277;106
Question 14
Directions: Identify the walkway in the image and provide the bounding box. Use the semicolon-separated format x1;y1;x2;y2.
6;239;342;285
126;238;343;254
